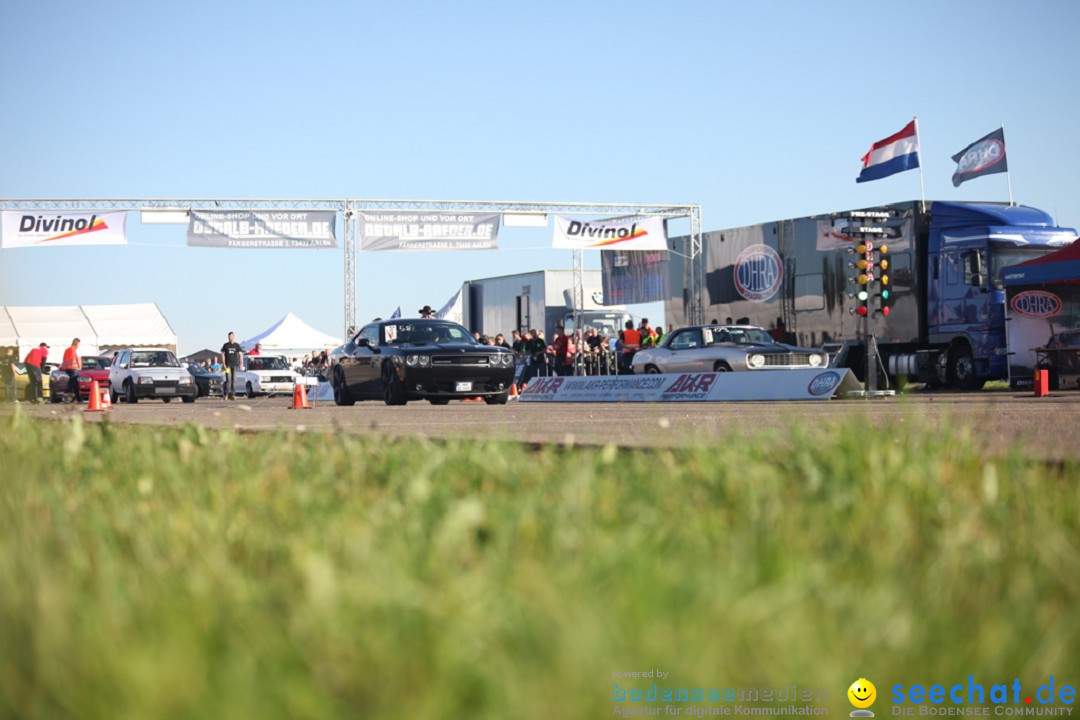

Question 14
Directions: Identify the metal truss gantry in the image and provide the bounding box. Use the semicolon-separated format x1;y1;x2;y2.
1;198;703;338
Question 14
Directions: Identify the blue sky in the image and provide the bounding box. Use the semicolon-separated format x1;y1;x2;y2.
2;0;1078;354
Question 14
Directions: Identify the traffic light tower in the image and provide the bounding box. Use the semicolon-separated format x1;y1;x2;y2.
841;212;897;397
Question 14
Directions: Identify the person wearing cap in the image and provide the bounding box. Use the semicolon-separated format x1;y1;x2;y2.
60;338;83;402
418;305;435;318
23;342;48;403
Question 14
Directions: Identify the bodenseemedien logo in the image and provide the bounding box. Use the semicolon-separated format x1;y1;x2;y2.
849;678;877;717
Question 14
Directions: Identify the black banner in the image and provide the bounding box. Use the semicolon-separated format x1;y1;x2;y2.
952;128;1008;187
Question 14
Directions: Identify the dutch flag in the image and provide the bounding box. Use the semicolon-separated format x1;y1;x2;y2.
857;119;920;183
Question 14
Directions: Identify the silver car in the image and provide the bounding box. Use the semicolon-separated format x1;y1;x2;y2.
631;325;829;374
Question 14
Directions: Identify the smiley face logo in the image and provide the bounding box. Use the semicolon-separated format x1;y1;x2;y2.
848;678;877;709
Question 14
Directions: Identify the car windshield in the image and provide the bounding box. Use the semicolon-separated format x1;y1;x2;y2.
82;357;111;370
247;356;290;371
383;320;476;346
130;351;180;367
706;326;776;345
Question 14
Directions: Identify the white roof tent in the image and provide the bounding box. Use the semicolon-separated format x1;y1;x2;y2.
0;303;177;358
242;312;341;357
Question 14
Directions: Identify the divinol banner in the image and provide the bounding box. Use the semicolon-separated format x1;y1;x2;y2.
601;249;669;304
2;210;128;248
359;212;500;251
187;210;338;249
552;215;667;251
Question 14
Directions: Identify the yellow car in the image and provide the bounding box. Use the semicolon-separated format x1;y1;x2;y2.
10;362;52;402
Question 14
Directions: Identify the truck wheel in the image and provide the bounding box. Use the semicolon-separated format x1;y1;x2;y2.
382;364;407;406
947;343;985;391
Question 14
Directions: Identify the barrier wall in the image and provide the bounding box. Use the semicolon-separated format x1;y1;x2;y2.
518;369;861;403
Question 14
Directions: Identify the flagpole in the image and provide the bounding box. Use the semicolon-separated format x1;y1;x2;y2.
1001;121;1015;206
914;116;927;212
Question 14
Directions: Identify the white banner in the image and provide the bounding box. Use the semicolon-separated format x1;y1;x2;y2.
2;210;128;248
359;212;499;251
552;215;668;250
518;369;861;402
187;210;337;249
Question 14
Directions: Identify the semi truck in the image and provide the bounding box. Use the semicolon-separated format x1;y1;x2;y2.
461;270;633;342
665;201;1076;389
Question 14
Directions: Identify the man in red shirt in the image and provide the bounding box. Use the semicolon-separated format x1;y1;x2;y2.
23;342;48;403
61;338;83;402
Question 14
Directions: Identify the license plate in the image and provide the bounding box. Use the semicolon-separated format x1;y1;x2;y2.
156;386;175;394
455;381;472;392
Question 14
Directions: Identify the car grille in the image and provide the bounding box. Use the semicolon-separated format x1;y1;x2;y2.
431;355;490;366
761;353;817;367
154;380;180;388
269;376;293;383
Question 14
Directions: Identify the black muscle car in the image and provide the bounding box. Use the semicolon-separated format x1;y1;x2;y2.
331;319;516;406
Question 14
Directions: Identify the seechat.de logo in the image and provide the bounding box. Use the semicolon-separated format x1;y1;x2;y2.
734;243;783;302
1010;290;1062;319
808;371;842;396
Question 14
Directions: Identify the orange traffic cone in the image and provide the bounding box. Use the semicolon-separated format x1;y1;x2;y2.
85;380;103;412
100;383;112;410
509;383;519;397
291;383;311;409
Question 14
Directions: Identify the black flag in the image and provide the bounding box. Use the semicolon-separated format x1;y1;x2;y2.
951;127;1008;187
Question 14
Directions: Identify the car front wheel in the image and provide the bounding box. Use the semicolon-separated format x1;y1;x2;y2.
484;390;509;405
333;370;356;406
382;364;407;406
125;381;138;404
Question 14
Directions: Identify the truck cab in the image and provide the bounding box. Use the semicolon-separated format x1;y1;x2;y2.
926;203;1075;388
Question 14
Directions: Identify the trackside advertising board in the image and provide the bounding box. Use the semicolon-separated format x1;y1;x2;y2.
2;210;128;247
552;215;668;251
187;210;337;249
518;369;861;402
359;212;500;251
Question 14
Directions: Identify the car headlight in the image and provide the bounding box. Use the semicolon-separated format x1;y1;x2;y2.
179;376;193;384
502;353;514;366
808;353;824;367
747;354;765;368
418;355;430;367
137;376;155;384
78;375;91;383
405;355;419;367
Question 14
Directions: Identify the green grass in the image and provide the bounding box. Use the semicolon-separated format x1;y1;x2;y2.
1;409;1077;720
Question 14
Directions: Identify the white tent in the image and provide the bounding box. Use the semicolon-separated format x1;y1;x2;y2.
1;303;177;358
242;313;341;359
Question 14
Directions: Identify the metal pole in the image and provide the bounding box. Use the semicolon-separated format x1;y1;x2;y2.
914;116;927;213
343;201;355;339
1002;122;1015;206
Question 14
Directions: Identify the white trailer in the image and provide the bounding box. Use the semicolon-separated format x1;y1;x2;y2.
461;270;632;341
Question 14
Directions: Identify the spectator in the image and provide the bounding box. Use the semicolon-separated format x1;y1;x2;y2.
221;332;244;400
23;342;48;403
418;305;435;318
60;338;83;402
520;329;548;385
639;318;658;349
511;330;523;353
654;326;665;346
551;326;569;375
770;317;787;343
494;333;510;350
209;355;223;374
248;342;262;356
618;320;641;374
3;348;16;403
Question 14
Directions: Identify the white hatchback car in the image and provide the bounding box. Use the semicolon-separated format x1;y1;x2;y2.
108;348;197;404
233;354;299;398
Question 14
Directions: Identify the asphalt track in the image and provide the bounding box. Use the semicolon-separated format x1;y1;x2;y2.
8;389;1080;461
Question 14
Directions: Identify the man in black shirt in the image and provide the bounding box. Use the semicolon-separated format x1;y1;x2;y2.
220;331;244;400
